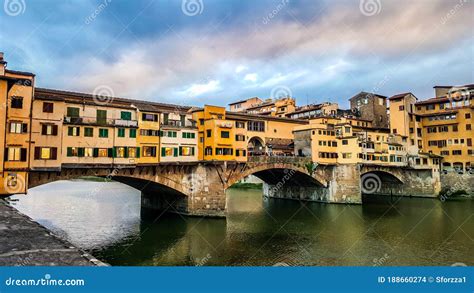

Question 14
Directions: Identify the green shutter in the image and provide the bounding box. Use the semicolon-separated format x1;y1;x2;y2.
93;148;99;157
191;147;195;156
179;147;182;156
113;147;117;158
78;148;85;157
118;128;125;137
136;147;140;158
121;111;131;120
68;127;73;136
124;147;129;158
182;132;185;138
108;148;113;158
67;147;73;157
173;148;178;157
161;147;166;157
130;129;136;138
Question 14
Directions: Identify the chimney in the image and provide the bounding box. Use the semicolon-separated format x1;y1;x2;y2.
0;52;6;76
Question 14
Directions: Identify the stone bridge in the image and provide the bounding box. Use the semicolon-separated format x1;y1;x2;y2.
26;157;441;218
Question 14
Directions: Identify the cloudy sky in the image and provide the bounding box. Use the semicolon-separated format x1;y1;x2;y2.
0;0;472;108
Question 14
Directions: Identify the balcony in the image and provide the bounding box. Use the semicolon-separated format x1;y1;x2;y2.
161;119;196;128
64;116;138;127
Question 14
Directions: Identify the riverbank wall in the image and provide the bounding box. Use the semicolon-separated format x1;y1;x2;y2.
0;199;107;266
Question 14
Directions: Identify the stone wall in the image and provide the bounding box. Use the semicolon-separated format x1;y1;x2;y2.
440;173;474;196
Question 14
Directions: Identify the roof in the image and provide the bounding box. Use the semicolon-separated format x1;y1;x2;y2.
226;111;307;124
389;92;416;100
5;69;35;77
415;96;450;105
35;87;192;113
228;97;262;106
286;103;326;115
349;91;388;101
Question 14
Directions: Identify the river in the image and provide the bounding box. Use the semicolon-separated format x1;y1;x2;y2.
9;179;473;266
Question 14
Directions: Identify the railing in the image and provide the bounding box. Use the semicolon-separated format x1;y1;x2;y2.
64;116;138;127
247;155;311;165
161;120;196;128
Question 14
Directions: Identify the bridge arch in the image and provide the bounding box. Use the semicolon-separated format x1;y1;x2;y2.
360;170;404;196
247;136;265;155
225;163;327;190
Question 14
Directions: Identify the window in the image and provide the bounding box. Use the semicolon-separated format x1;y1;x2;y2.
426;104;435;110
221;131;230;138
468;139;472;147
128;147;137;158
129;129;137;138
235;134;245;141
99;128;108;138
118;128;125;137
182;132;195;139
142;113;158;122
166;131;177;137
66;107;80;117
11;96;23;109
66;147;78;157
67;126;80;136
43;102;54;113
96;110;107;124
466;113;471;119
180;115;186;126
115;147;126;158
399;105;404;111
121;111;132;120
342;153;352;159
7;147;27;161
179;146;195;156
163;113;169;124
143;146;157;157
206;129;212;137
342;140;348;145
97;148;108;157
161;147;177;157
247;121;265;132
41;124;58;135
452;125;458;132
84;148;94;157
452;150;462;155
84;127;93;137
34;147;55;160
10;122;27;134
467;124;472;131
236;121;245;128
205;147;212;156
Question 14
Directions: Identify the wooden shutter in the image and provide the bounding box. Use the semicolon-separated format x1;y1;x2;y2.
108;148;113;158
136;147;140;158
22;123;28;133
173;148;178;157
161;147;165;157
34;147;40;159
52;125;58;136
41;124;47;135
78;148;85;157
20;148;27;161
51;148;57;160
93;148;99;158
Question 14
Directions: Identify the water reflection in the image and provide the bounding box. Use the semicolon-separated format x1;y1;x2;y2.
10;180;474;266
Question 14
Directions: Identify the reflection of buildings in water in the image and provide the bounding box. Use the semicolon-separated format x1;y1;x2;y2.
12;180;142;251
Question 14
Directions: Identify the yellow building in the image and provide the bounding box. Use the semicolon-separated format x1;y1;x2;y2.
0;53;34;194
414;85;473;172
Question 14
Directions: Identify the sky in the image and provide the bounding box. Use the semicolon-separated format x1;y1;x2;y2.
0;0;473;108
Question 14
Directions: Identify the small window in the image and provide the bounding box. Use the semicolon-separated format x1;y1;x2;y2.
121;111;132;120
129;129;137;138
221;131;230;138
43;102;54;113
99;128;109;138
10;122;27;134
11;96;23;109
67;126;80;136
66;107;80;117
118;128;125;137
84;127;94;137
206;129;212;137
